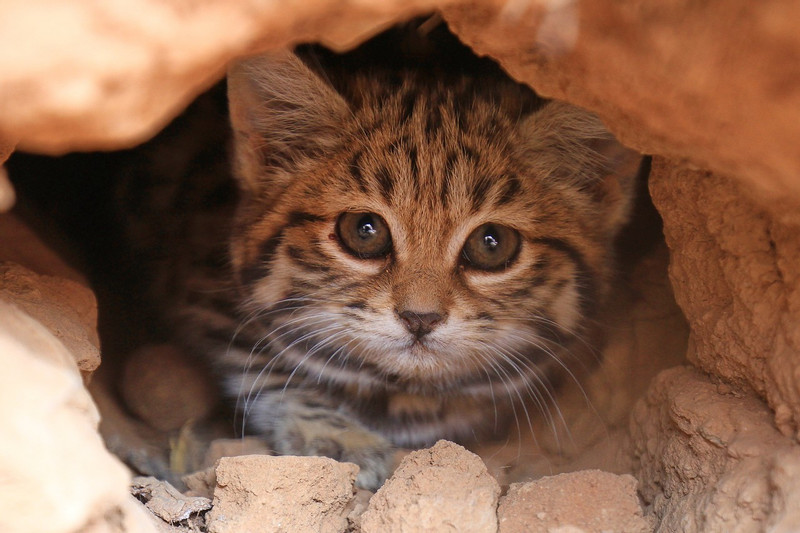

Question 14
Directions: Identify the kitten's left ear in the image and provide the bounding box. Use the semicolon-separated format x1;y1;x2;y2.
519;101;641;237
228;50;350;198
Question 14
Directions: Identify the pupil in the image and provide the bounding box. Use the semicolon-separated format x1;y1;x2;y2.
358;216;377;239
483;233;499;251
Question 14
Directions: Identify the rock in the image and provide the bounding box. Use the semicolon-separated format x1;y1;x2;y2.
361;440;500;533
0;0;442;153
0;212;86;283
650;159;800;439
131;476;211;525
0;261;99;374
631;366;800;532
497;470;651;533
444;0;800;202
206;455;358;533
0;298;156;533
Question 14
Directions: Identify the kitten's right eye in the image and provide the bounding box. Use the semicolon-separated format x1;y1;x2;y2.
336;212;392;259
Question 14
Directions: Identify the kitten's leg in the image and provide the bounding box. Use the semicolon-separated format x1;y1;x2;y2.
245;390;394;490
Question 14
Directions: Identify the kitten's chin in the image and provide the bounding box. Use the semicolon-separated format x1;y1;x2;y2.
381;342;468;385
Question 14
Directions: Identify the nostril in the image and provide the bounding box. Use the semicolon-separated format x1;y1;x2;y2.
397;310;446;338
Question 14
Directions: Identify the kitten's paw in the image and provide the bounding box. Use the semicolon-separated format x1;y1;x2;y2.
275;410;394;490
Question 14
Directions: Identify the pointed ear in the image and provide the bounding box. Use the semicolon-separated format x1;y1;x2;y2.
227;50;350;197
518;101;641;236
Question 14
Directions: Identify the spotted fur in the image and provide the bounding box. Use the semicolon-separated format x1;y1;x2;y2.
125;22;640;489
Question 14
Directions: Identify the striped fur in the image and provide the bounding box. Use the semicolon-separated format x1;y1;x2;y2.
130;22;640;488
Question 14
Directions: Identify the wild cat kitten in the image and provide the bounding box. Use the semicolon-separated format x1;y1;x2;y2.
120;22;640;489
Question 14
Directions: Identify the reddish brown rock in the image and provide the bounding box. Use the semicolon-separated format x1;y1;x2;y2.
444;0;800;202
497;470;650;533
650;158;800;439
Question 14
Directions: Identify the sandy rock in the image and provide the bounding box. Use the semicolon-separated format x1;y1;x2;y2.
361;440;500;533
121;343;216;432
444;0;800;203
649;158;800;439
206;454;358;533
631;366;800;532
0;261;100;373
2;1;799;207
0;298;156;533
0;0;444;153
497;470;650;533
0;213;98;374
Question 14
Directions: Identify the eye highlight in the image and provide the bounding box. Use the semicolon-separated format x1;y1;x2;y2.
336;212;392;259
462;223;521;271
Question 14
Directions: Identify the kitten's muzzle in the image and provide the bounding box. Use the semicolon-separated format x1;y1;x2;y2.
397;309;446;339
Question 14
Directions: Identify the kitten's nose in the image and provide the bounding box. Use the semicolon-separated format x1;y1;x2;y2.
397;310;446;338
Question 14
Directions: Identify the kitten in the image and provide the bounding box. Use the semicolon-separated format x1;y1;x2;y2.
123;21;640;489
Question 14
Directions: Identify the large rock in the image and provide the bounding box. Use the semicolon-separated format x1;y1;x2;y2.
0;0;444;153
650;158;800;439
361;440;500;533
444;0;800;202
206;455;358;533
0;297;156;533
631;366;800;532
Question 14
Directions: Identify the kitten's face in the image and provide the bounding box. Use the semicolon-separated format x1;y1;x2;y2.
227;51;638;396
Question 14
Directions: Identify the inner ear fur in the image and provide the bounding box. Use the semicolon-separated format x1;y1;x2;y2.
518;100;641;236
227;50;350;198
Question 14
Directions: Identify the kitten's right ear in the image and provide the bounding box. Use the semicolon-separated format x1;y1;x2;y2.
228;50;350;196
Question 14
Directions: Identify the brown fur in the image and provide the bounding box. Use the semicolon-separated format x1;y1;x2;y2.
128;22;640;489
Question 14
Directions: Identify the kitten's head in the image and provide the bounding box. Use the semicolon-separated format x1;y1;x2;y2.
225;44;640;397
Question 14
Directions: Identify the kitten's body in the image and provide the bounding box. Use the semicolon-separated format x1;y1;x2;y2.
114;22;639;488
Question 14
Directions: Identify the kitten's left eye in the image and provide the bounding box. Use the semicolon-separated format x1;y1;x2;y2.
462;223;521;271
336;212;393;259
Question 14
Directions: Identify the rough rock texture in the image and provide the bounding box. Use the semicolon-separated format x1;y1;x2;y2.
361;440;500;533
0;214;158;533
631;366;800;532
3;0;800;531
444;0;800;203
497;470;651;533
0;293;155;533
4;0;800;207
0;263;100;374
206;455;358;533
650;158;800;440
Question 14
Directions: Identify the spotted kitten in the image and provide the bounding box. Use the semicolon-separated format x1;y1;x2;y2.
125;22;639;489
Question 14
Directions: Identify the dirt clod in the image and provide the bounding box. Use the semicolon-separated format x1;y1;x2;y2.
498;470;651;533
206;455;358;533
361;440;500;533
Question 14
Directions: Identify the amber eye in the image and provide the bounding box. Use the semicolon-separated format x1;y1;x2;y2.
462;223;521;271
336;212;392;259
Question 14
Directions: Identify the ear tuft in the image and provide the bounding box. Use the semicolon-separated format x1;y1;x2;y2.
228;50;350;196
